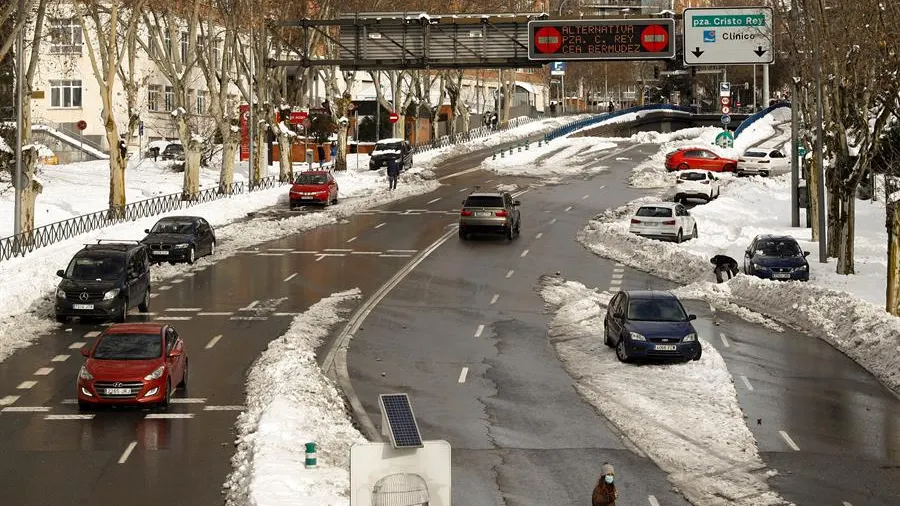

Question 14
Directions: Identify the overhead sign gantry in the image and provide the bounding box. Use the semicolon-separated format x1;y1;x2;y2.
527;18;676;61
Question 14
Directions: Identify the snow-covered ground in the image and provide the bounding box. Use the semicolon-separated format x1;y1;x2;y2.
481;136;617;180
539;276;784;506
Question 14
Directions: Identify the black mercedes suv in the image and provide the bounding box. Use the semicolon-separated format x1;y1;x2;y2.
55;241;151;323
368;138;413;171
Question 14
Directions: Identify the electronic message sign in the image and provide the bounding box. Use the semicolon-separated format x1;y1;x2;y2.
528;18;676;61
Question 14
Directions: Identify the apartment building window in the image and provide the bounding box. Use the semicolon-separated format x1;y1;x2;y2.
50;18;82;54
148;85;162;111
181;32;190;58
196;90;207;115
50;79;82;108
164;32;172;55
164;86;175;111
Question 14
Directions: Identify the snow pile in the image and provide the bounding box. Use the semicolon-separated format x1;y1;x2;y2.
539;276;785;506
224;289;366;506
0;136;11;154
481;137;617;178
577;174;900;394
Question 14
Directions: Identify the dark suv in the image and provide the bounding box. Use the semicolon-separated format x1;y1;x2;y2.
55;241;151;323
458;191;521;240
368;138;412;171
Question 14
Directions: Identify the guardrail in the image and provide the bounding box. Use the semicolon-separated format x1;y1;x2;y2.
543;104;694;142
410;114;545;155
0;176;282;262
733;101;791;138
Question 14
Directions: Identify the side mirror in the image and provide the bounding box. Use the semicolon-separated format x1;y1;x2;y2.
803;251;810;257
461;200;467;205
144;229;150;234
744;251;751;257
80;347;91;357
513;200;521;206
688;314;697;321
168;347;183;358
56;269;65;278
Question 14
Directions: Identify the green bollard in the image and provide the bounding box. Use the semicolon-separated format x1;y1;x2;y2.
305;442;317;468
492;151;497;160
500;150;505;158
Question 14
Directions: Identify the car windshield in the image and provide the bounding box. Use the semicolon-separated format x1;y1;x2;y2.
464;196;504;208
627;298;688;322
679;172;707;181
93;333;162;360
66;255;124;281
635;206;673;218
295;173;328;185
757;239;802;256
164;144;183;152
744;151;766;158
375;142;402;151
150;220;195;234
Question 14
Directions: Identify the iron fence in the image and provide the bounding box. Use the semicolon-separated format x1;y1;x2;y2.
733;101;790;138
410;115;546;156
0;175;283;262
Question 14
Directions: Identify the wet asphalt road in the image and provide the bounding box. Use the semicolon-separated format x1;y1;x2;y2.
0;130;897;506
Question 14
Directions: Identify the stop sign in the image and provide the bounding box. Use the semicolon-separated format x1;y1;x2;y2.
534;26;562;54
388;111;400;124
640;24;668;52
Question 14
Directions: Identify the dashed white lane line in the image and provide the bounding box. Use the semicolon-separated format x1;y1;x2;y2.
351;251;382;255
505;270;514;278
490;294;499;305
549;218;557;224
149;293;160;298
0;395;20;406
474;324;485;338
203;405;246;411
315;253;346;261
198;312;234;316
154;316;193;321
581;194;590;200
612;273;624;279
458;187;469;192
69;341;86;349
242;300;259;311
84;331;101;338
535;232;543;239
609;279;622;286
485;179;494;183
719;332;730;347
291;250;318;254
170;279;184;283
205;335;223;349
520;249;530;258
165;308;202;312
145;413;194;419
380;254;413;258
346;236;358;243
34;367;54;376
374;222;386;229
740;375;754;391
458;367;469;383
274;312;300;316
427;197;442;204
283;273;298;282
842;502;853;506
230;316;268;321
615;262;624;267
325;248;353;252
387;249;417;253
257;253;284;257
157;286;172;291
170;398;206;404
51;355;69;362
564;206;572;212
268;248;294;252
2;406;50;412
779;430;800;451
118;441;138;464
46;414;94;420
648;495;660;506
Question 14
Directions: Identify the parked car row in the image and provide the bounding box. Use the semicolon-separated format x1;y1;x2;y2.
665;146;789;177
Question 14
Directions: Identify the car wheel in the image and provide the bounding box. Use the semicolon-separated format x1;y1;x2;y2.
77;400;91;412
505;226;514;240
55;314;68;324
138;290;150;313
160;379;171;410
615;339;630;363
692;347;702;361
691;224;698;239
677;163;689;171
603;324;613;348
209;240;216;257
761;171;769;177
115;300;128;323
724;164;736;172
187;246;195;265
514;219;521;236
458;229;467;240
675;229;684;244
178;359;188;389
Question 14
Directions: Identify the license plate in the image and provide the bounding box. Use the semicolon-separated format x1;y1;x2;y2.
773;273;791;279
104;388;131;395
476;211;491;217
644;222;658;226
152;250;169;256
301;196;313;199
655;344;677;351
72;304;94;310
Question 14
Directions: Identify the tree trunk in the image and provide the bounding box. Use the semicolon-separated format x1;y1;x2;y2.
277;131;293;181
887;202;900;315
827;184;841;257
175;114;200;199
335;125;349;171
836;191;855;274
807;157;821;241
16;85;43;234
101;92;126;217
251;119;266;184
219;134;236;194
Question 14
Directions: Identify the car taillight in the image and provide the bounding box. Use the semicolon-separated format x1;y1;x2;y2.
631;218;641;224
494;210;508;217
460;210;473;216
663;219;676;225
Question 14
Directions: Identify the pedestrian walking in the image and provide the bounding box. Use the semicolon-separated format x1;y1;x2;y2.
591;462;618;506
387;158;400;191
710;254;739;283
607;101;615;113
317;144;326;168
119;137;128;161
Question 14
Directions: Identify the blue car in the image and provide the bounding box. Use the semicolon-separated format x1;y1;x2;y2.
743;234;810;281
604;290;701;363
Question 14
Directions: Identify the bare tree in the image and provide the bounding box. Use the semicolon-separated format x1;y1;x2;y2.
0;0;38;63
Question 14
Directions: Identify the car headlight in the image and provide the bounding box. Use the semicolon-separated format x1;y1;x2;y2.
144;365;165;381
173;243;191;249
102;288;120;301
78;366;93;381
56;289;66;299
796;265;808;271
683;332;697;342
752;263;769;271
628;332;646;341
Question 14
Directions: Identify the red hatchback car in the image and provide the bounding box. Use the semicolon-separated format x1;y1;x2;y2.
77;323;188;410
289;170;339;208
665;148;738;173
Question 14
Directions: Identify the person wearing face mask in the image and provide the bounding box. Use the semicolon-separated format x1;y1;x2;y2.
591;462;618;506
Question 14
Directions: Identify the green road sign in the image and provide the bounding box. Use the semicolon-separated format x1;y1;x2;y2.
798;146;807;156
715;130;734;148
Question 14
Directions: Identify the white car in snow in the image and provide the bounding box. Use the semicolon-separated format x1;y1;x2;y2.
737;147;789;177
674;170;720;203
629;202;697;243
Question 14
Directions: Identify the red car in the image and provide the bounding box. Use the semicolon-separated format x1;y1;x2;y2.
77;323;188;410
665;148;738;173
289;170;339;208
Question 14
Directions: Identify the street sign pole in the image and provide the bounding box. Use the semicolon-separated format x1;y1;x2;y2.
13;0;24;238
815;32;827;263
790;80;800;227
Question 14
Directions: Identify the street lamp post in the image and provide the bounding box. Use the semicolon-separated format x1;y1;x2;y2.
13;0;25;238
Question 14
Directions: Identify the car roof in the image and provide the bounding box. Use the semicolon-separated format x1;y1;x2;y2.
467;192;504;197
755;234;798;242
679;169;713;175
299;170;329;175
103;323;165;335
622;290;678;300
156;215;200;222
78;242;143;254
638;202;678;209
376;137;405;143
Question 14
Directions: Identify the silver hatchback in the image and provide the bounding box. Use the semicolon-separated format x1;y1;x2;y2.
458;192;521;240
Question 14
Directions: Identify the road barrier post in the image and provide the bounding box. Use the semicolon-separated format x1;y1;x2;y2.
305;442;317;468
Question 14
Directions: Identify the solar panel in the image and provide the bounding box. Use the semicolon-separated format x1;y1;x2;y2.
379;393;424;449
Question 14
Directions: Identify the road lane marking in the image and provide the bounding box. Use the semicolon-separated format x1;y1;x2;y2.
290;250;319;254
45;414;94;420
612;273;624;279
230;316;269;321
779;430;800;451
842;502;853;506
283;273;298;282
69;341;86;349
427;197;442;204
197;312;234;316
351;251;382;255
170;279;184;283
520;249;529;258
549;218;557;224
600;144;639;161
268;248;294;252
170;398;206;404
458;187;468;192
346;236;357;243
205;335;223;349
149;293;160;298
564;206;572;212
535;232;543;239
165;308;202;312
324;248;354;252
51;355;70;362
118;441;137;464
242;300;259;310
582;194;589;200
608;287;618;293
387;249;417;253
61;399;78;404
609;279;622;285
720;332;730;347
84;331;101;338
1;406;50;412
258;253;285;257
274;312;300;316
204;405;246;411
380;254;413;258
505;270;514;278
158;285;172;291
474;324;485;338
740;375;754;391
648;496;660;506
597;185;606;190
374;222;386;229
153;316;193;321
145;413;194;419
34;367;54;376
615;262;624;267
709;302;716;313
458;367;469;383
490;294;499;304
315;253;346;261
0;395;20;406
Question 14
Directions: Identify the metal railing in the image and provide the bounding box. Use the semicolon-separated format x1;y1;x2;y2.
543;104;694;142
410;115;545;155
0;176;283;262
733;101;791;138
32;117;109;155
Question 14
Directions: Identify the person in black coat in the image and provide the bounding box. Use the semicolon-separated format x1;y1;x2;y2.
386;158;400;190
710;254;739;283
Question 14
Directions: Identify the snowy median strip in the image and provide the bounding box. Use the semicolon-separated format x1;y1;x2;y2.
224;288;365;506
539;276;786;506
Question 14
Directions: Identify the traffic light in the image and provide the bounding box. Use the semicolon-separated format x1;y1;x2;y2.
653;66;659;79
